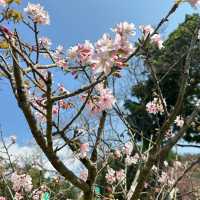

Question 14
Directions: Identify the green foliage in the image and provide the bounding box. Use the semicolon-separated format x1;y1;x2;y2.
4;9;22;22
28;167;44;187
125;14;200;143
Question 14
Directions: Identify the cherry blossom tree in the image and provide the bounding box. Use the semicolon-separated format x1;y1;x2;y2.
0;0;200;199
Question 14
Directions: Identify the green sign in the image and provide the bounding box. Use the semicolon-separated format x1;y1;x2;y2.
41;192;50;200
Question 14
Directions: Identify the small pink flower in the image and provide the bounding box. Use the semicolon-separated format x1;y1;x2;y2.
174;115;184;127
165;128;173;139
80;143;89;158
105;167;116;184
38;37;52;49
0;197;6;200
151;34;164;49
114;149;121;159
98;88;116;111
144;182;149;189
198;29;200;39
0;26;13;37
146;97;166;114
125;154;140;166
52;106;58;115
116;169;125;182
58;84;68;93
173;161;182;169
139;25;154;37
158;172;168;184
68;40;94;65
11;172;33;192
112;22;136;36
0;0;6;7
24;3;50;25
146;101;158;114
80;170;88;182
55;58;67;69
124;142;133;156
15;193;23;200
187;0;200;7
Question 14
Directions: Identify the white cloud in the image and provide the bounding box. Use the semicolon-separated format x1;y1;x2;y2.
0;137;83;178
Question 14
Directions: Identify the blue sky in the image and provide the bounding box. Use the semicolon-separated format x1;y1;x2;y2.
0;0;199;150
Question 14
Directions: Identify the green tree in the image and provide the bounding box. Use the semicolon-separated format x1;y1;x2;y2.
125;14;200;145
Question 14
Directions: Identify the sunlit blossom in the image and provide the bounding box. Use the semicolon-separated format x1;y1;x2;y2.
105;167;116;184
80;143;89;158
0;0;6;7
11;172;33;192
98;88;116;111
24;3;50;25
174;115;184;128
112;21;136;36
38;37;52;49
80;170;88;182
187;0;200;7
139;24;154;38
151;34;164;49
146;97;166;114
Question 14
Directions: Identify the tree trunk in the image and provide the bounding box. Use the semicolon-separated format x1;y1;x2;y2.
83;190;95;200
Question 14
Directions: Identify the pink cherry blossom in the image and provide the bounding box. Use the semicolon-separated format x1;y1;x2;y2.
158;171;175;186
52;105;59;115
146;97;166;114
80;143;89;158
91;23;135;75
24;3;50;25
146;101;158;114
98;88;116;111
174;115;184;127
144;182;149;189
92;52;114;75
55;58;67;69
114;149;121;159
116;169;125;182
113;33;135;55
96;34;114;53
52;45;68;69
124;142;133;155
112;22;136;36
95;82;104;92
0;0;6;7
0;197;6;200
198;29;200;39
165;128;173;138
11;172;33;192
139;25;154;38
0;26;13;38
32;189;43;200
92;34;115;75
68;40;94;65
151;34;164;49
68;45;79;59
38;37;52;49
158;172;168;184
83;89;115;114
105;167;116;184
15;193;23;200
58;84;68;94
125;154;140;166
80;170;88;182
164;161;168;167
173;160;182;169
152;165;158;172
187;0;200;7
